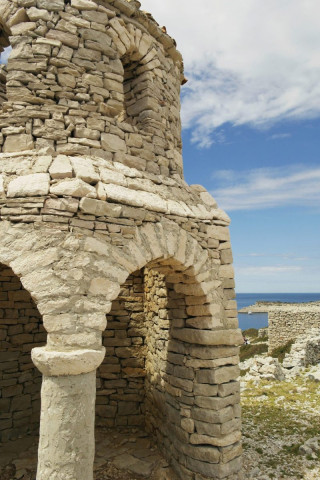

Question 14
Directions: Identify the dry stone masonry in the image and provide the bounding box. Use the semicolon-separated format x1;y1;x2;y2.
268;304;320;353
0;1;243;479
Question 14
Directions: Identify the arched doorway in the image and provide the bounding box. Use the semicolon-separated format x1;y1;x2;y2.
96;257;242;479
0;263;45;477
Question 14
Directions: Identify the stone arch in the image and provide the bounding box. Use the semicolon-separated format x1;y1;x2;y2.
0;261;45;445
83;220;242;480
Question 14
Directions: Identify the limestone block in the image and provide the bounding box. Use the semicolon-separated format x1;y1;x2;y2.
10;248;59;276
32;346;106;376
89;278;120;299
177;444;220;465
6;7;29;27
50;178;97;198
46;30;79;49
71;0;98;10
10;21;37;35
186;453;241;477
37;0;65;11
101;133;126;152
43;313;107;334
219;264;234;279
49;155;73;179
74;127;100;141
3;134;34;153
99;168;127;186
79;197;121;217
70;157;99;184
58;73;76;88
7;173;50;197
103;183;167;213
192;406;234;425
27;7;53;21
45;197;79;212
207;225;230;242
196;365;240;385
171;328;243;347
190;431;241;448
127;97;159;116
84;237;113;257
199;191;218;208
220;249;233;264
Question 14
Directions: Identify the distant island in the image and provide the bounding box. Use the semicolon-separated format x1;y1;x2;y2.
238;300;320;314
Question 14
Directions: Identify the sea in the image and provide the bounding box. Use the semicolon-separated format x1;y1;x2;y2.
236;293;320;331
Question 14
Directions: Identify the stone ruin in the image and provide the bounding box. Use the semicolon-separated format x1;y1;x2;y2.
0;1;243;479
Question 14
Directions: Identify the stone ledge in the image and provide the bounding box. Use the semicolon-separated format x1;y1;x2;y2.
31;346;106;376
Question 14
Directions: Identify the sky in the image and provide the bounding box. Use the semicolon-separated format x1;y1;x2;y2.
1;1;320;293
140;0;320;294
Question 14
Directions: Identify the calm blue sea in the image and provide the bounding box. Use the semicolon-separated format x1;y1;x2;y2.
236;293;320;331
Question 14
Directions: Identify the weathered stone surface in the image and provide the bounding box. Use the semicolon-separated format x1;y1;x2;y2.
70;157;99;184
37;0;65;12
0;1;240;478
79;197;121;217
172;328;243;347
3;134;34;153
50;178;97;198
101;133;126;152
7;173;50;197
49;155;73;179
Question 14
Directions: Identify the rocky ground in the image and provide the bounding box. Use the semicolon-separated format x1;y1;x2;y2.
2;332;320;480
241;373;320;479
240;330;320;480
0;427;177;480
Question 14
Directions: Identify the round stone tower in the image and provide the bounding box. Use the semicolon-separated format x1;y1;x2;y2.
0;1;243;480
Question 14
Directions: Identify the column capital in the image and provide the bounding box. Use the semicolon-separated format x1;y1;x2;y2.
31;346;105;376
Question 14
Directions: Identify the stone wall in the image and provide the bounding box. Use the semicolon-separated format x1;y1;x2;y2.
0;0;184;178
0;264;45;442
97;270;146;427
0;1;243;479
268;306;320;353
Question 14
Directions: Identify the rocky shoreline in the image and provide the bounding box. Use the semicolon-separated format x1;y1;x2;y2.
239;301;320;314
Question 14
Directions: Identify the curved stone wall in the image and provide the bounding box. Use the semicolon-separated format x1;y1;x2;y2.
0;263;45;443
0;0;184;177
0;1;243;479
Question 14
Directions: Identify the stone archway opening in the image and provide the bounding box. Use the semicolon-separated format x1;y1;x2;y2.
95;257;241;480
96;263;181;478
0;263;45;476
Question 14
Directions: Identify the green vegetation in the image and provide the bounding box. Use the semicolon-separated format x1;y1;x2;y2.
242;328;259;338
240;343;268;362
242;377;320;478
270;339;294;363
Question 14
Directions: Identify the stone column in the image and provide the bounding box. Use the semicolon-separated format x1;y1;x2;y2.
32;347;105;480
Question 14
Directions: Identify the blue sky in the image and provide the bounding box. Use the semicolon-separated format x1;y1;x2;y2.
1;2;319;293
141;0;320;293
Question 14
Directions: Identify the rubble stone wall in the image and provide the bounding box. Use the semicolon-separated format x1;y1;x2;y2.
0;264;45;442
97;270;146;427
268;308;320;353
0;1;243;479
0;0;184;178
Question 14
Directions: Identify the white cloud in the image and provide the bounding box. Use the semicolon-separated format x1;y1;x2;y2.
140;0;320;146
269;133;292;140
236;265;303;276
240;253;311;261
211;165;320;211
